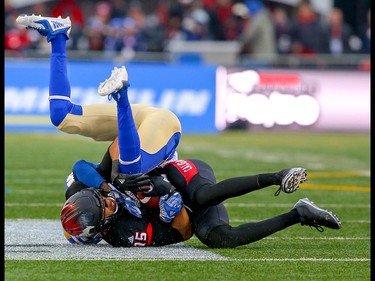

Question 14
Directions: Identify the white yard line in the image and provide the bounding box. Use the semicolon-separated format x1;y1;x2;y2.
5;220;369;262
4;220;227;261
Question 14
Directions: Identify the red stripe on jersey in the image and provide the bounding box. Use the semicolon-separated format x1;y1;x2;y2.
146;223;153;246
169;159;198;184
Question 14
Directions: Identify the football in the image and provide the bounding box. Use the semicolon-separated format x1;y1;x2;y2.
137;193;160;209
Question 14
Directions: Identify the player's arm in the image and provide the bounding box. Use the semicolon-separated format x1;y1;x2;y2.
158;191;193;240
108;137;123;183
171;206;193;240
72;160;111;191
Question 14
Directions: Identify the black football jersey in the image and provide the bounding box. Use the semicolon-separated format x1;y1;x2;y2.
101;207;184;247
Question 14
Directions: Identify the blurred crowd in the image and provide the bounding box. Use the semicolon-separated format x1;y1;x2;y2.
5;0;371;59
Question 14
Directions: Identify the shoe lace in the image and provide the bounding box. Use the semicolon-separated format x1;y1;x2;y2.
309;224;324;232
274;187;281;196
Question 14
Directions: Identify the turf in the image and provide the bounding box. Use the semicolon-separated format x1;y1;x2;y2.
4;131;370;281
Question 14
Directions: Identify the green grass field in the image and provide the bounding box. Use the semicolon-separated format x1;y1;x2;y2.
4;131;370;281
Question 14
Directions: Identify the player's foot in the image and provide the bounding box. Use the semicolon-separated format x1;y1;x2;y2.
16;14;71;42
98;66;129;97
293;198;342;232
274;167;307;196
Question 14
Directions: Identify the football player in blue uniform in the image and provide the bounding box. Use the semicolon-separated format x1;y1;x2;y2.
16;14;181;176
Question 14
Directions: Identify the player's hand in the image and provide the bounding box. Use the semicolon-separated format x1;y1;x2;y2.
159;192;182;223
99;182;114;195
124;196;142;218
109;190;143;218
113;173;152;193
141;175;176;197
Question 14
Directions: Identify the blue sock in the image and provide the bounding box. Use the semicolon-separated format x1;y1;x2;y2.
116;87;141;174
49;34;82;126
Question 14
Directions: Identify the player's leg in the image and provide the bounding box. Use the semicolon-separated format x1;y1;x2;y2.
132;105;181;170
98;67;181;174
98;66;141;174
195;199;341;248
49;34;118;140
16;15;118;141
194;167;307;206
165;159;307;209
50;37;118;140
16;15;78;125
205;213;299;248
50;38;118;140
49;31;82;127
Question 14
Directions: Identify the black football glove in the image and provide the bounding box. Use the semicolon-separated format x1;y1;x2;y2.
141;175;176;197
113;173;152;194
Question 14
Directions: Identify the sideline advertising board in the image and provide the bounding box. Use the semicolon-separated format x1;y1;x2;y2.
5;61;370;133
5;61;217;134
216;67;370;132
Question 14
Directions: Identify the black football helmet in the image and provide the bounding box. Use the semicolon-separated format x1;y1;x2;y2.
60;188;112;237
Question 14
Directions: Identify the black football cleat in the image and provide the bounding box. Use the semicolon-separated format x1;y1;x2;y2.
293;198;342;232
274;167;307;196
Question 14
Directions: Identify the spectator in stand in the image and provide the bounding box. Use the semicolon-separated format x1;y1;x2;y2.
5;0;31;52
11;2;51;52
360;9;371;54
323;7;359;55
123;2;147;51
289;1;329;56
164;5;185;42
4;17;32;52
238;0;276;62
178;0;211;41
226;3;249;41
104;17;128;53
109;0;128;19
51;0;85;50
5;0;17;33
187;8;211;40
137;3;168;52
272;6;292;54
83;1;112;51
104;2;148;57
204;0;236;40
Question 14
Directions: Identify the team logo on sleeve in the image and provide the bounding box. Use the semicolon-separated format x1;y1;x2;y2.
128;236;134;244
170;159;198;184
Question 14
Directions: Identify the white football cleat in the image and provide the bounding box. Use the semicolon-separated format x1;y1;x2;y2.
98;66;129;96
16;14;71;42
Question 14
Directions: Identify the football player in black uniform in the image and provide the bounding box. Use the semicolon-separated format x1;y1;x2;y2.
154;158;341;248
61;150;342;248
61;186;192;246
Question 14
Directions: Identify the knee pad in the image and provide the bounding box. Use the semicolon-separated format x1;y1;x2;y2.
50;100;81;126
